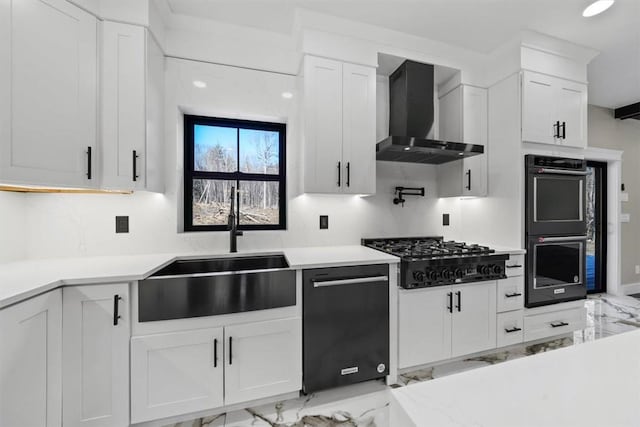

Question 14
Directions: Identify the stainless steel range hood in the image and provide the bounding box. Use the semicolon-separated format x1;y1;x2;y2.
376;60;484;165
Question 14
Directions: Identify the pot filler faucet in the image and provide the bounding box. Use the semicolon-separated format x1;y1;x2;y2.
228;186;243;253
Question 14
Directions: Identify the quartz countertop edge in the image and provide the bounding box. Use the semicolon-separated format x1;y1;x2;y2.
0;246;399;309
391;329;640;426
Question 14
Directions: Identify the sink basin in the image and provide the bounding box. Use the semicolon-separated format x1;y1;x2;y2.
138;253;295;322
151;254;289;277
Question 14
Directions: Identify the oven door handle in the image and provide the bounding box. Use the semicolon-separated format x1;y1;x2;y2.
535;168;588;176
538;235;587;243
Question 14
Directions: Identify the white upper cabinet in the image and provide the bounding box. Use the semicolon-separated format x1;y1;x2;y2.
437;85;488;197
101;21;164;192
0;0;98;187
0;290;62;427
303;55;376;195
63;284;130;427
521;71;587;148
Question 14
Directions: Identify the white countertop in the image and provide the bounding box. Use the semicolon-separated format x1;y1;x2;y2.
0;246;398;309
392;329;640;427
489;245;526;255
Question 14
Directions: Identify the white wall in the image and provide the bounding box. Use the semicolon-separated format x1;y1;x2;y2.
0;192;26;262
16;58;460;260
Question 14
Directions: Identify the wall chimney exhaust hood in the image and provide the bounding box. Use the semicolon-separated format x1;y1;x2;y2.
615;102;640;120
376;60;484;164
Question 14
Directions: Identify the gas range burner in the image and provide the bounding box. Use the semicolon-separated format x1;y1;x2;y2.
364;237;494;260
362;236;506;289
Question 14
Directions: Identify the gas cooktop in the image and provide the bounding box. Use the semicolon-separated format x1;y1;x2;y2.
362;236;507;289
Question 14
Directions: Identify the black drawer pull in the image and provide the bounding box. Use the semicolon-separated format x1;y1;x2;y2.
447;292;453;313
505;292;522;298
346;162;350;187
505;326;522;333
213;338;218;367
86;146;92;180
229;336;233;365
550;321;569;328
506;265;522;269
113;295;122;326
455;291;461;312
132;150;139;182
337;161;341;187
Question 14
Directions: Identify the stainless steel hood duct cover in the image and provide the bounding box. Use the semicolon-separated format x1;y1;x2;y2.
376;60;484;164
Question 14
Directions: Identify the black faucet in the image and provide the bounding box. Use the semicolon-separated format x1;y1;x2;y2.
228;186;243;253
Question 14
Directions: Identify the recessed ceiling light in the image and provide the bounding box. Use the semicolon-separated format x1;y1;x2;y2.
193;80;207;88
281;91;293;99
582;0;615;17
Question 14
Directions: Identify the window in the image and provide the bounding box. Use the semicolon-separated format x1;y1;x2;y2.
183;115;286;231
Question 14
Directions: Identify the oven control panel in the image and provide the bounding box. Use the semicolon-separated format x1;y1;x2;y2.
401;258;507;289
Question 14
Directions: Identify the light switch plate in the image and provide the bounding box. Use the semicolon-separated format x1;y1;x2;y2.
319;215;329;229
620;213;630;223
116;216;129;233
621;192;629;202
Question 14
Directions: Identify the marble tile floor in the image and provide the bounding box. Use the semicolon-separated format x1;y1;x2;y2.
166;294;640;427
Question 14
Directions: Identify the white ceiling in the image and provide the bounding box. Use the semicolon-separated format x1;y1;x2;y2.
166;0;640;108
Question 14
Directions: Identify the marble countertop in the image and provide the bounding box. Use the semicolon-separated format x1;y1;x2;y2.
392;328;640;427
488;245;526;255
0;246;398;309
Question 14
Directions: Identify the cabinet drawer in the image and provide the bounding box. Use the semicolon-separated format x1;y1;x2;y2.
505;254;524;277
497;277;524;313
497;310;524;348
524;306;586;342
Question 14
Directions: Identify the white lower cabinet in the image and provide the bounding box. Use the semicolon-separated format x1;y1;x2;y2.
524;306;587;342
497;310;524;348
131;327;225;423
0;290;62;427
451;283;497;358
131;318;301;423
398;282;496;369
63;284;130;427
225;318;302;405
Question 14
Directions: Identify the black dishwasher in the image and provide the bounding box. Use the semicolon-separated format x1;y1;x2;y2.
303;264;389;393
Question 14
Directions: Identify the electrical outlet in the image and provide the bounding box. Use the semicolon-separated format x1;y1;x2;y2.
319;215;329;229
636;265;640;275
115;216;129;233
442;213;450;226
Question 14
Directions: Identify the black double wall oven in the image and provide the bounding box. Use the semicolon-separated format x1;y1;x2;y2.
525;155;588;307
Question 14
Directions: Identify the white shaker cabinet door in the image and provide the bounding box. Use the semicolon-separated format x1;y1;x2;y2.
556;81;588;148
521;71;557;146
303;56;344;193
451;281;497;358
62;284;130;427
224;318;302;406
0;0;97;187
342;62;376;195
398;287;452;368
0;290;62;427
100;21;146;190
130;327;224;424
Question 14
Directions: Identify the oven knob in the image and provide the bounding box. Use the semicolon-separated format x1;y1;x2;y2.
427;270;439;281
478;265;491;275
492;265;503;275
454;268;464;279
413;271;425;282
441;269;453;280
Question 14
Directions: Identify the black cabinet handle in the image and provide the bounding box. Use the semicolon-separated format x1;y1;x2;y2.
346;162;350;187
505;292;523;298
132;150;139;182
553;121;560;138
229;336;233;365
466;169;471;191
561;121;566;139
447;292;453;313
337;161;341;187
86;146;92;180
113;295;122;326
455;291;461;312
550;321;569;328
213;338;218;368
505;326;522;333
506;264;522;269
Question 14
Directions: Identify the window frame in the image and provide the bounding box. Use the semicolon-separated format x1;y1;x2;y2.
183;114;287;232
